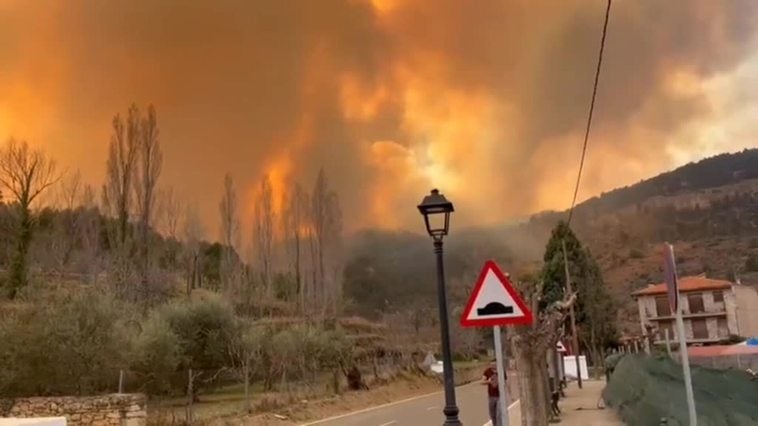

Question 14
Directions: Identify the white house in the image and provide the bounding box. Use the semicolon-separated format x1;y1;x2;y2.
632;275;758;345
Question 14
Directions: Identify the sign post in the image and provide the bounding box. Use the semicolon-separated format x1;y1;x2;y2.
460;260;534;426
663;243;697;426
664;329;672;358
493;326;508;426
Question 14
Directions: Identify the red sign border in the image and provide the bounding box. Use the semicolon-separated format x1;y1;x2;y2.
460;260;534;328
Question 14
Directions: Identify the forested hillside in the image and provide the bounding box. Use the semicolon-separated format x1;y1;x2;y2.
519;149;758;333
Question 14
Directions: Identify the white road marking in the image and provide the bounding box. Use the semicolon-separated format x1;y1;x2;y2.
379;422;397;426
482;399;520;426
426;406;437;411
300;382;480;425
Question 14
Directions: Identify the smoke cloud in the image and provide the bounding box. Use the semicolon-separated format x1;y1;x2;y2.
1;0;757;235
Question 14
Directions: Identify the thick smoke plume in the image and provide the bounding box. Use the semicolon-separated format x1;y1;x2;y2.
1;0;757;232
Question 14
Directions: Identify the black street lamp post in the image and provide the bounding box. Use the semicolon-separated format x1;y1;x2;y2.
417;189;461;426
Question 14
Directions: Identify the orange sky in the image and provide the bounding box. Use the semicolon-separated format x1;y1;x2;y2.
1;0;757;238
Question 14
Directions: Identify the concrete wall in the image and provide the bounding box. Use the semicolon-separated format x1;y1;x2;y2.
0;394;146;426
724;288;740;335
690;354;758;371
637;296;654;334
701;290;727;317
0;419;66;426
734;285;758;337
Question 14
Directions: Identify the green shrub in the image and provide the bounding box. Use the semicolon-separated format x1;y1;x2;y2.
130;315;183;394
157;294;239;373
0;291;130;396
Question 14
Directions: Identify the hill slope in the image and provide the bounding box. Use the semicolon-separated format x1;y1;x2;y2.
519;148;758;333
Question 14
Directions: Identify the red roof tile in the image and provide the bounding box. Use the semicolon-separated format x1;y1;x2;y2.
631;276;732;297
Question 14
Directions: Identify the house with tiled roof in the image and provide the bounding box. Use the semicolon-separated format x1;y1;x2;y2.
632;275;758;345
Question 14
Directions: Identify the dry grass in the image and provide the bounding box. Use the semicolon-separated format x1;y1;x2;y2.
147;362;488;425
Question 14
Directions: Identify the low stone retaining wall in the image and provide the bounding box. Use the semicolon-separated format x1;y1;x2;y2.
453;363;488;385
0;394;146;426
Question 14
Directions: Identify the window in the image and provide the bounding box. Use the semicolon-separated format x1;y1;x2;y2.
692;319;708;339
658;320;674;340
717;318;729;338
688;293;704;314
655;296;671;317
713;291;724;303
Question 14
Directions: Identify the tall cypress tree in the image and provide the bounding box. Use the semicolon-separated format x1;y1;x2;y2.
540;221;618;359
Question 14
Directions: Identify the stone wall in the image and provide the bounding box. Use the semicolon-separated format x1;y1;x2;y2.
0;394;146;426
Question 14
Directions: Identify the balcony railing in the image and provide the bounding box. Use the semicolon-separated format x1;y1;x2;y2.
653;336;725;345
646;310;726;321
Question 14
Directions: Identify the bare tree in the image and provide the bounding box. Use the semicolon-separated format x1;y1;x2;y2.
253;175;275;297
227;324;265;414
48;169;83;274
79;184;102;284
282;182;308;309
219;174;240;291
512;277;577;426
0;139;59;298
134;104;163;291
182;203;205;296
324;190;344;314
161;186;182;240
57;169;81;211
102;105;140;246
102;105;140;294
310;169;343;316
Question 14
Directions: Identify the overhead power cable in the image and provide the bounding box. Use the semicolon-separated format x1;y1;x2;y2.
561;0;612;392
566;0;612;227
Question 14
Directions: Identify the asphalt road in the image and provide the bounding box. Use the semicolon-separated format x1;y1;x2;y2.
302;382;519;426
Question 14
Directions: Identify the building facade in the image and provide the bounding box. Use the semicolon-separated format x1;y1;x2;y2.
632;276;758;345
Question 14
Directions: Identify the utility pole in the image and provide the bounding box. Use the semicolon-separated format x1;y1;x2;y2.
562;239;583;388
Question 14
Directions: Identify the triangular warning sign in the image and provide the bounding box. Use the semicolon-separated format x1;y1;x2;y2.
460;260;534;327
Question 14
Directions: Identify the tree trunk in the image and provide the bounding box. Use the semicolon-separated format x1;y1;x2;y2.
332;368;340;395
515;343;550;426
373;356;380;382
295;233;302;311
8;207;32;299
186;369;194;425
317;235;325;313
186;260;192;297
590;327;603;371
243;360;251;414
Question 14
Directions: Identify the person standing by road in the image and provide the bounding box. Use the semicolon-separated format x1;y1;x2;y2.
482;360;505;425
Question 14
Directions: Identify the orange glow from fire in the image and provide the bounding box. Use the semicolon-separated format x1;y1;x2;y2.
2;0;756;234
339;73;390;122
262;153;293;217
370;0;400;15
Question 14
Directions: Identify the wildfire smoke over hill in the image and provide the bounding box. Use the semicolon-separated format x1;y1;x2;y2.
1;0;757;232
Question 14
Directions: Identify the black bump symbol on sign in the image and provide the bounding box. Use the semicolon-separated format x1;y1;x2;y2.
477;302;514;316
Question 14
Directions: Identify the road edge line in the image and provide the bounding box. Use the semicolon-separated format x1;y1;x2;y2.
482;399;520;426
300;382;480;425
